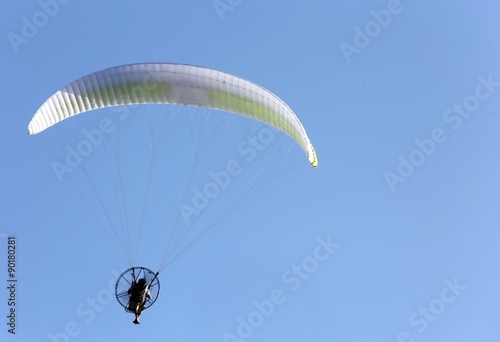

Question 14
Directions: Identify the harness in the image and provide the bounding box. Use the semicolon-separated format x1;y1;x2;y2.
126;269;159;314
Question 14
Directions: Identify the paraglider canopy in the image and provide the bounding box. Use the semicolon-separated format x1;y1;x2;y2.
27;62;318;167
115;267;160;312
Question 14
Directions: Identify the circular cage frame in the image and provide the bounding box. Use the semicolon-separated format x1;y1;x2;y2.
115;267;160;312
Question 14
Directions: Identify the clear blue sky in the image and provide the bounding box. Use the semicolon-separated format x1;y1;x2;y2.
2;0;500;341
